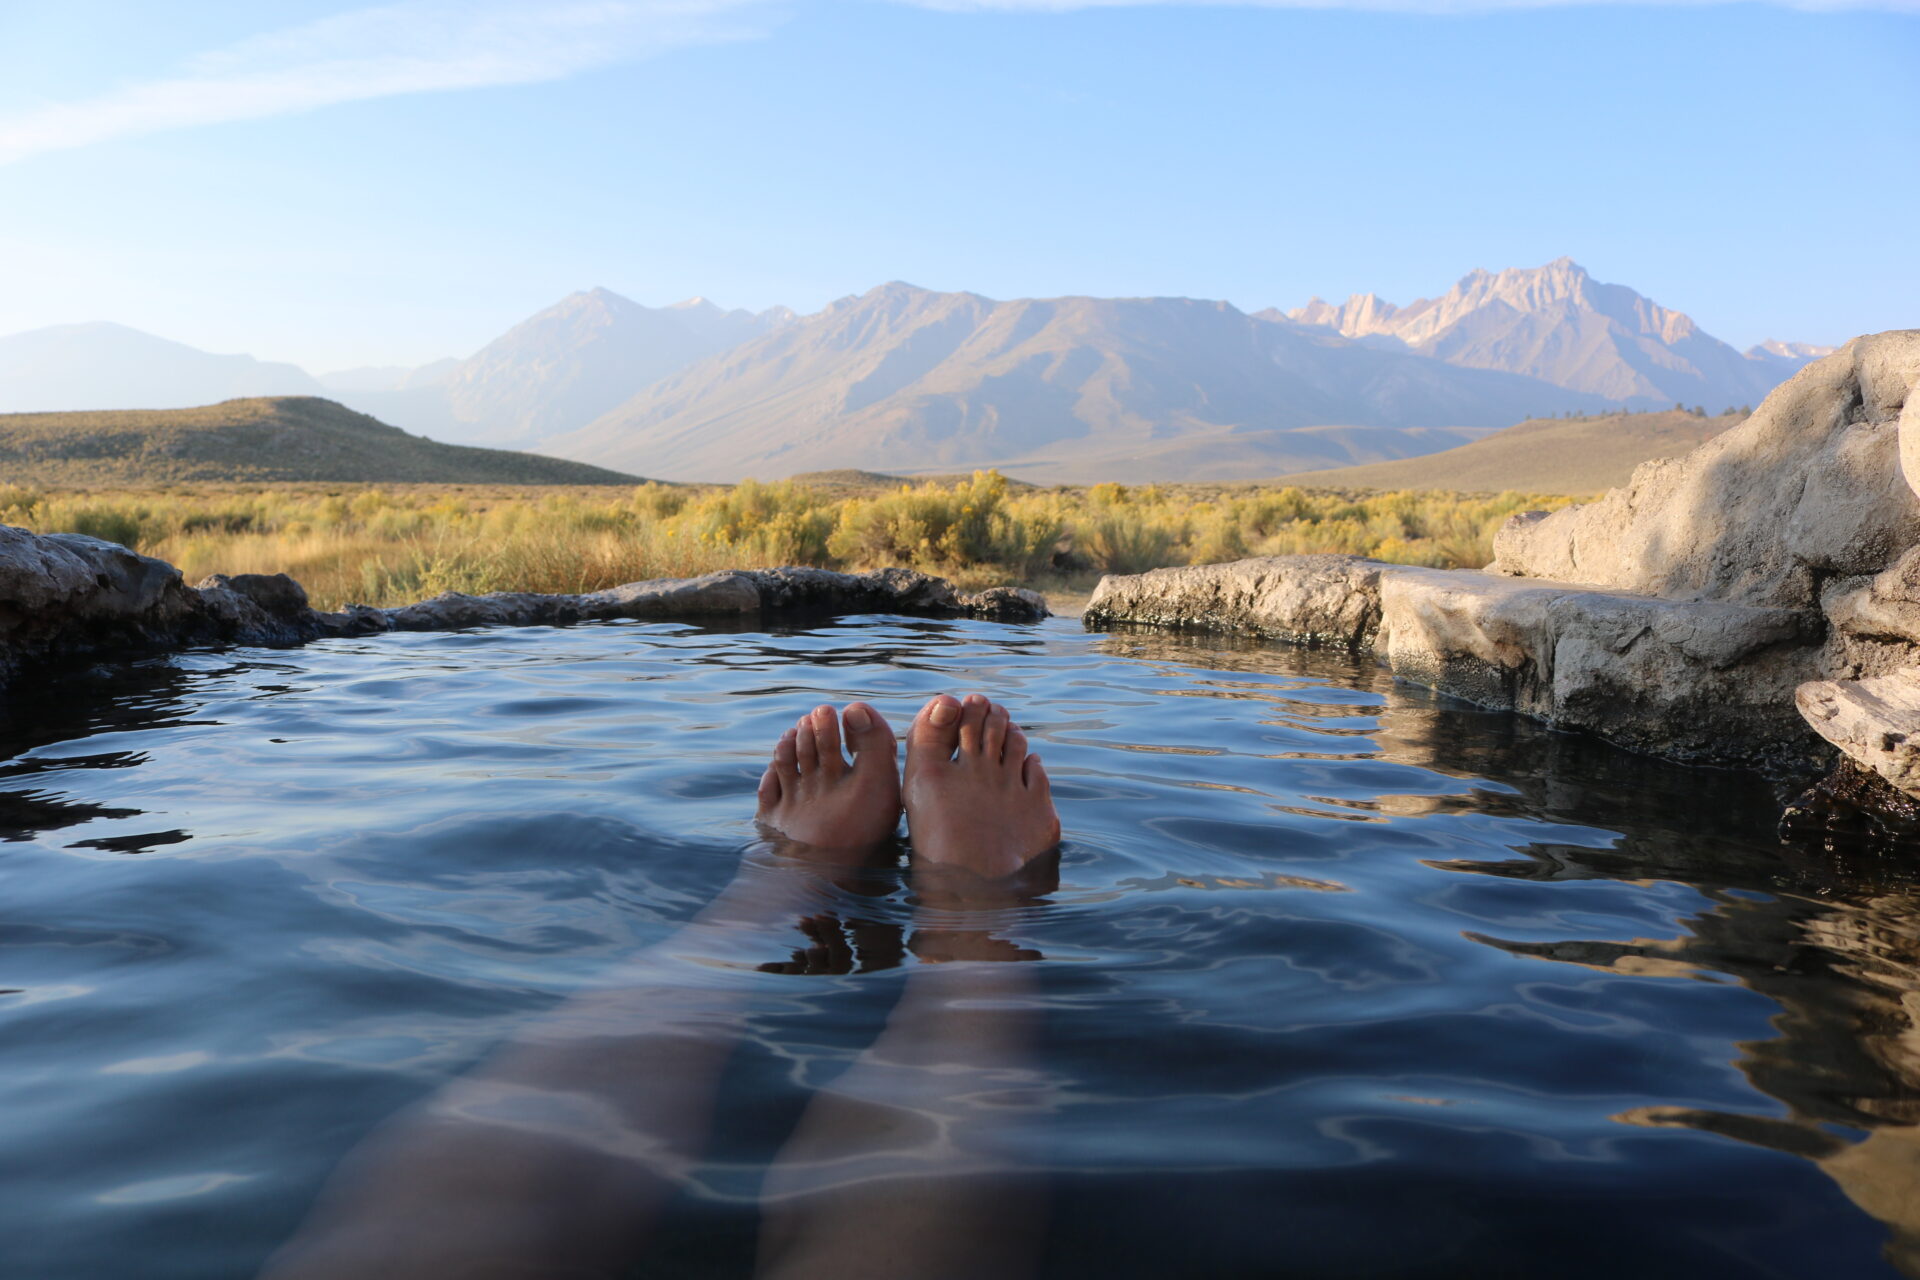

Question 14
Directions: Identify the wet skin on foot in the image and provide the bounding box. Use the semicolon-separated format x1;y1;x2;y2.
755;701;902;852
903;693;1061;886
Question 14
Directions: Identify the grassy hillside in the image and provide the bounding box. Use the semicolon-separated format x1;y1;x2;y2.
0;474;1576;610
1281;408;1743;495
0;397;640;485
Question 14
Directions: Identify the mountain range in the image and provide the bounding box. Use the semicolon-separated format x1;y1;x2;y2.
0;260;1835;483
1277;258;1831;408
545;284;1611;482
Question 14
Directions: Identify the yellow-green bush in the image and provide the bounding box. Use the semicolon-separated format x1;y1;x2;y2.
0;474;1577;609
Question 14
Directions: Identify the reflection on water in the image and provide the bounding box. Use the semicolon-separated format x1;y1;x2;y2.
1;618;1918;1276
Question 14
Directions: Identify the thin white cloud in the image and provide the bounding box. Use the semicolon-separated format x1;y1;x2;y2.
0;0;771;167
3;0;1911;167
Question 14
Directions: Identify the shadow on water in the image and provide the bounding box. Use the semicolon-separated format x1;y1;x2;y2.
1099;628;1920;1277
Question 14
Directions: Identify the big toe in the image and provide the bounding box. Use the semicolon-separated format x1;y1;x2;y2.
842;701;898;775
907;694;962;769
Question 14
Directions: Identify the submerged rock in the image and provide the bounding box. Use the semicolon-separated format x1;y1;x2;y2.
0;535;1048;695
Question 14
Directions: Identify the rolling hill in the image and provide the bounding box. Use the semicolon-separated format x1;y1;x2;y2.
1282;408;1745;494
542;283;1612;483
0;397;641;485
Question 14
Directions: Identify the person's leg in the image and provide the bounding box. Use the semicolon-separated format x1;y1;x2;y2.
756;694;1060;1280
262;703;904;1280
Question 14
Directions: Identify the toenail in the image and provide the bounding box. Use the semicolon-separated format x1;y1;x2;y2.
930;701;958;726
845;704;873;730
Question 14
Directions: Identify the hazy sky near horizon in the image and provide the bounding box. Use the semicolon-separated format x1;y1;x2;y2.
0;0;1915;370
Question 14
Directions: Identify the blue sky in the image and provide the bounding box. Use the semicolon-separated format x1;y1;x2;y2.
0;0;1914;371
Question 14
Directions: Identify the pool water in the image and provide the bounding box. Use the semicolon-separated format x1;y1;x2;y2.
3;615;1919;1278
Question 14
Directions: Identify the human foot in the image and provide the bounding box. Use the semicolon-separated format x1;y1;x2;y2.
902;694;1060;889
756;702;902;852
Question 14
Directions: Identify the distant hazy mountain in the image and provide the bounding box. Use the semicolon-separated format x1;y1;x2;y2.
318;359;459;393
1743;338;1838;383
0;322;321;413
543;282;1610;483
403;288;797;447
1277;258;1806;410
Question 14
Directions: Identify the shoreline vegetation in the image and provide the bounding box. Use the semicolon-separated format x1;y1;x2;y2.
0;471;1576;612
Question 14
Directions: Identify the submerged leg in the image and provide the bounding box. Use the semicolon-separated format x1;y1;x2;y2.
756;695;1061;1280
262;704;906;1280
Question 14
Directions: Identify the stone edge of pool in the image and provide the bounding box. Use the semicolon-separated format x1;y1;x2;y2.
0;534;1049;691
1079;332;1920;839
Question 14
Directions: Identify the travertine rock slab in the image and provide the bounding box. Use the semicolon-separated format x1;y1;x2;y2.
1085;552;1824;768
1380;566;1822;766
1492;331;1920;609
1083;555;1384;648
1797;672;1920;795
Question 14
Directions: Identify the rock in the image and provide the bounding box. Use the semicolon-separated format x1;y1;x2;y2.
749;566;957;614
1083;555;1384;647
0;524;1047;692
1796;671;1920;795
1082;556;1824;770
1491;331;1920;609
0;528;203;682
1779;757;1920;850
958;586;1051;622
580;571;763;619
383;591;584;631
194;573;327;646
1379;566;1823;768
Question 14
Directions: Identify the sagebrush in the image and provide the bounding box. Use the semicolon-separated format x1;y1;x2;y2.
0;474;1576;610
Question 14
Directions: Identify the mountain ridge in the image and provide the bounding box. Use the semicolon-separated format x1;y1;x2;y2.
543;282;1613;483
1277;258;1817;408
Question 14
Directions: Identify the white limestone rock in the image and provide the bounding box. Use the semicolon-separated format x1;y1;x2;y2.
1083;555;1384;647
1796;672;1920;795
1491;332;1920;608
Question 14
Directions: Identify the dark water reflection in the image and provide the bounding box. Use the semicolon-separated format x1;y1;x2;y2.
1;617;1918;1276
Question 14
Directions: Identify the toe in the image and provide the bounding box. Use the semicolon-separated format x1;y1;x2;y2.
983;701;1010;763
842;701;899;777
1023;752;1052;801
756;763;780;811
795;716;819;774
774;729;800;784
956;693;991;756
907;694;963;769
809;704;847;777
1003;722;1030;774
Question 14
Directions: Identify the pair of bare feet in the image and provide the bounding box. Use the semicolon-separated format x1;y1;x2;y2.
754;692;1061;885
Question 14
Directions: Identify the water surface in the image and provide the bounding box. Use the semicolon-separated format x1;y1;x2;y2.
3;615;1918;1278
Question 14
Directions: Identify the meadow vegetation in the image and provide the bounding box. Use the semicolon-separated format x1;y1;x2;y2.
0;473;1577;610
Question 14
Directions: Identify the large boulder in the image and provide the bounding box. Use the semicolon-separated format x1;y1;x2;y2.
1492;331;1920;608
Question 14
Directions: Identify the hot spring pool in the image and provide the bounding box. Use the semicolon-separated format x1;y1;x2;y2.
3;615;1918;1278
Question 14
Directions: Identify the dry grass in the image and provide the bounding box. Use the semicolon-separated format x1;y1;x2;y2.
0;474;1580;611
